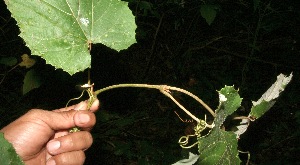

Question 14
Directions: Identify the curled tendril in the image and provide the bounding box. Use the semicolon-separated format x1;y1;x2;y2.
178;115;210;148
178;134;199;148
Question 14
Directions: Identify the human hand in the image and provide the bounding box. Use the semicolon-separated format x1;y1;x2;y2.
0;99;99;165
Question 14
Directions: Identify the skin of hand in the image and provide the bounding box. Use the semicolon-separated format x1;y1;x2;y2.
0;99;100;165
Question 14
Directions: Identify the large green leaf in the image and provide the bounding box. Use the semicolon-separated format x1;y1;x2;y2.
0;133;24;165
197;86;242;164
198;130;240;165
5;0;136;75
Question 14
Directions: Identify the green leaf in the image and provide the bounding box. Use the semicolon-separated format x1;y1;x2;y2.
23;69;41;95
200;5;219;25
215;86;242;128
0;57;17;66
0;133;24;165
250;100;272;119
198;130;240;165
196;86;242;164
250;73;293;119
6;0;136;75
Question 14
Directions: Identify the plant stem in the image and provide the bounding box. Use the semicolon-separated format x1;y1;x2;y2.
93;84;216;122
168;86;216;117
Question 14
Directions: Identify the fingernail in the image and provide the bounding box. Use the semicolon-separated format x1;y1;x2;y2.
79;113;90;124
46;159;56;165
48;140;60;152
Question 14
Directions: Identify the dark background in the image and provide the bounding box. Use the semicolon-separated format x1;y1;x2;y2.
1;0;299;164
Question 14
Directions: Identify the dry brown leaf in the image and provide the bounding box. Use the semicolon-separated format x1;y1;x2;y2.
19;54;36;68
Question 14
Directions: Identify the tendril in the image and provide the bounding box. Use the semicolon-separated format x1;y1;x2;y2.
65;90;85;108
67;83;96;133
178;115;211;148
178;134;199;148
174;111;194;123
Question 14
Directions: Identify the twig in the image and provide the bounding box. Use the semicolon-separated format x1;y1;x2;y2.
142;14;164;80
94;84;216;123
232;116;251;120
0;63;19;85
167;86;215;117
159;85;201;123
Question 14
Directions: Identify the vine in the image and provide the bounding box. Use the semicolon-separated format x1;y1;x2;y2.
67;83;215;133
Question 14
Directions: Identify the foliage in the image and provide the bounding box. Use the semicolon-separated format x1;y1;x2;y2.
0;54;38;95
22;69;41;95
197;86;242;164
5;0;136;75
0;133;24;165
1;0;299;164
200;4;220;25
172;73;292;164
